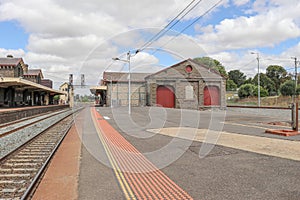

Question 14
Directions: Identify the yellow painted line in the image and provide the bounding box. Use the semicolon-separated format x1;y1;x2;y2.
91;109;136;200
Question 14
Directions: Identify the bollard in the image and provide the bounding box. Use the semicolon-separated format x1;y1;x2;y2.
266;103;300;136
291;103;299;131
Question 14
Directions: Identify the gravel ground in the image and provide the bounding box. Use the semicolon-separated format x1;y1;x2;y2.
0;108;80;159
0;109;67;136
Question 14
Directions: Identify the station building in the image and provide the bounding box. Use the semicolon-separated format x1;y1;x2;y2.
59;82;70;104
102;72;151;107
0;55;63;107
100;58;226;109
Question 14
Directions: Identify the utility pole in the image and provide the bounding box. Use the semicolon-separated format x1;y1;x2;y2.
292;57;298;98
251;52;260;107
291;57;299;131
69;74;74;108
112;50;139;115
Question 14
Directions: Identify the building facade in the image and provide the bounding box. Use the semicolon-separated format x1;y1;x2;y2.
102;72;151;107
0;56;27;78
0;55;60;107
59;82;69;104
23;69;44;84
101;59;226;110
146;58;226;109
41;79;53;88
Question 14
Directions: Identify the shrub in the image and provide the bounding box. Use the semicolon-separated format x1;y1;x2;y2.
238;84;255;98
280;80;295;96
253;86;268;97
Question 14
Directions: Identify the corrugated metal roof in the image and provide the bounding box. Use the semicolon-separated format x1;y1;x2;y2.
103;72;152;82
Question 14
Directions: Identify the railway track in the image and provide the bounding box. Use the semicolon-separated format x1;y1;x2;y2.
0;109;69;138
0;107;82;200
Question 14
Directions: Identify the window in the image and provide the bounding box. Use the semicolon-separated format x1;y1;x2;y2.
185;65;193;73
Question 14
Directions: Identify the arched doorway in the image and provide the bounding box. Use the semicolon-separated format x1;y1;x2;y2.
156;85;175;108
204;86;220;106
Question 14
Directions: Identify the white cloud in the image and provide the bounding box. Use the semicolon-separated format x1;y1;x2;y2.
197;9;300;53
27;34;104;58
0;48;26;58
0;0;300;89
282;42;300;57
232;0;250;6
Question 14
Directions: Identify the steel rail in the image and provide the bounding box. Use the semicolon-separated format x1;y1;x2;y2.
0;107;83;200
20;114;75;200
0;109;69;138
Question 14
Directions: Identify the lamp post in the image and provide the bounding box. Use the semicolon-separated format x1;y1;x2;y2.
251;52;260;107
112;51;132;114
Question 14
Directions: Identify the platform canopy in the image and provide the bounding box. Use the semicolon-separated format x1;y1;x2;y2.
90;85;107;95
0;77;64;95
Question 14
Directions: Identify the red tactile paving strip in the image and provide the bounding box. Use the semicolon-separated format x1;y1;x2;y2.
31;124;81;200
91;107;193;200
265;129;300;136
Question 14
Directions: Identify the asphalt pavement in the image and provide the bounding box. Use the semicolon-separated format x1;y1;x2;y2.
78;106;300;200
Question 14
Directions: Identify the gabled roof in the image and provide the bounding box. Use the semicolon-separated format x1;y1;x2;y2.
145;58;226;79
103;71;152;82
0;57;23;66
23;69;44;79
59;82;69;88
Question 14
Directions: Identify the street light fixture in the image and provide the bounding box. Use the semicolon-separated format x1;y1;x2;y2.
251;52;260;107
112;51;137;115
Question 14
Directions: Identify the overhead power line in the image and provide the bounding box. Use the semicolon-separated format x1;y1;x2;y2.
175;0;222;36
148;0;223;56
139;0;203;52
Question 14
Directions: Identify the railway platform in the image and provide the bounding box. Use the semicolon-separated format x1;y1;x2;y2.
29;106;300;199
0;105;69;124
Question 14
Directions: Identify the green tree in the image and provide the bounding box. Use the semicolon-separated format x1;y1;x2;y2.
244;77;253;84
266;65;290;94
252;73;276;95
193;57;227;77
253;86;268;97
238;84;255;98
228;70;246;87
297;85;300;95
53;95;60;101
226;79;237;91
280;80;295;96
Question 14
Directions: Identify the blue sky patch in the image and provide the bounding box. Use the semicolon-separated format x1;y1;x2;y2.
0;21;28;50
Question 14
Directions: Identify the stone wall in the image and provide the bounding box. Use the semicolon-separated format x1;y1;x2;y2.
107;82;147;107
0;66;15;77
147;78;225;110
0;64;24;78
146;59;226;110
0;105;69;124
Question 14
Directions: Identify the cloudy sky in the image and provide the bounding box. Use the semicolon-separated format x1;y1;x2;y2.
0;0;300;90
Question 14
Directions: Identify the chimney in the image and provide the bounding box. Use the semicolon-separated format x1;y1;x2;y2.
7;55;13;58
24;64;29;73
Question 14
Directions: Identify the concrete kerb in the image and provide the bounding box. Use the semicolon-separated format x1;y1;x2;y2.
227;107;292;121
